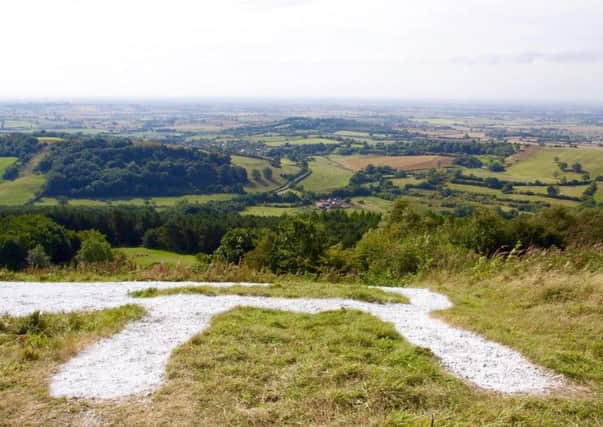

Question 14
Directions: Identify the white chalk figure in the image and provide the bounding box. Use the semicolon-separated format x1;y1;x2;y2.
0;282;562;399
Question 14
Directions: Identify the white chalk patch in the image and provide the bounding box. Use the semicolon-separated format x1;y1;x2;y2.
0;282;563;399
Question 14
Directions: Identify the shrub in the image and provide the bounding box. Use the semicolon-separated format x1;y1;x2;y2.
214;228;256;264
27;244;51;268
76;231;114;264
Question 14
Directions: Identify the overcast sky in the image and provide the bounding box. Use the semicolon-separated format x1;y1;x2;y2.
2;0;603;102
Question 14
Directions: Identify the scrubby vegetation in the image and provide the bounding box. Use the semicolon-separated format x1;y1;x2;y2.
1;201;602;286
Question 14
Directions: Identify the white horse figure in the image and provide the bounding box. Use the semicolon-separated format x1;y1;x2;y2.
0;282;562;399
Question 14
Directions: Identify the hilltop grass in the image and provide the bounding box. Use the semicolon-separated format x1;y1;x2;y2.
429;268;603;393
129;281;409;304
0;305;145;426
0;261;602;425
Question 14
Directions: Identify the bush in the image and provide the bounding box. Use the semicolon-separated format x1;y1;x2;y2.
76;231;114;264
27;244;51;268
214;228;256;264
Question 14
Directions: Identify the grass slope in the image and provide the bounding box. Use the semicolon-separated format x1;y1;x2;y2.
299;156;353;193
331;154;454;172
232;155;300;192
0;174;46;205
506;147;603;182
0;269;601;425
448;183;579;207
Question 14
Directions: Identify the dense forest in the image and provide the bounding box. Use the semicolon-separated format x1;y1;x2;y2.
36;138;248;197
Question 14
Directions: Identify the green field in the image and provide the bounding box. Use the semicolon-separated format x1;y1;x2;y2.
448;183;579;207
505;147;603;182
263;137;340;147
232;155;300;192
299;156;353;193
350;196;393;213
390;176;423;188
333;130;371;137
36;193;238;208
0;174;46;205
520;184;588;198
0;157;18;180
116;247;198;267
241;205;310;217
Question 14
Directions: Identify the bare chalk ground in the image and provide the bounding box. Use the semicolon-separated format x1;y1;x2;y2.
0;282;563;399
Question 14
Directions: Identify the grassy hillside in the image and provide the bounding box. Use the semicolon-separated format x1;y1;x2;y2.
299;156;354;193
506;147;603;182
0;174;46;205
232;155;301;192
447;183;580;207
1;267;601;425
330;154;455;172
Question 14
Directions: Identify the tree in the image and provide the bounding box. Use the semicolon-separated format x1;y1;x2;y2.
248;217;327;273
76;231;114;263
572;162;583;173
488;161;505;172
0;214;75;268
0;238;27;270
262;167;273;181
27;245;51;268
501;183;514;194
2;164;18;180
214;228;256;264
252;169;262;181
547;186;559;197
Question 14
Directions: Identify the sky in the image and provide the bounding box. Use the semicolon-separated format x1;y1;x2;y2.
2;0;603;102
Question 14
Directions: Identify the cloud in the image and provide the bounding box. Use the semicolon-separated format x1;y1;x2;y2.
450;51;603;65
